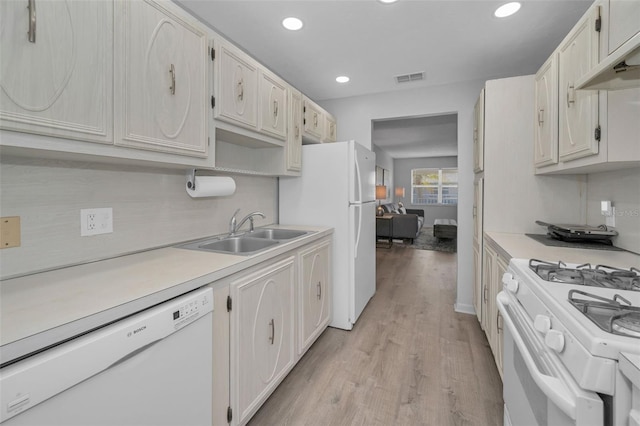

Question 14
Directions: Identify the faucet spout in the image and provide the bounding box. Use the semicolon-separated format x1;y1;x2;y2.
229;210;266;235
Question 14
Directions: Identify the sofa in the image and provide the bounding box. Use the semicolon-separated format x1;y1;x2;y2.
377;203;424;242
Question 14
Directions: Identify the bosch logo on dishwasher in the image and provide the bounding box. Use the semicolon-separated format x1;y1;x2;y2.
127;325;147;337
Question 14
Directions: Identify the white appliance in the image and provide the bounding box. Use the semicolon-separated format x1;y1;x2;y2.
280;140;376;330
0;287;214;425
498;258;640;426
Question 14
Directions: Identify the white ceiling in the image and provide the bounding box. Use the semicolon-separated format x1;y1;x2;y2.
176;0;593;158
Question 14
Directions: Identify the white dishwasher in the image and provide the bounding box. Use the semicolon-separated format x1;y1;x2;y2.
0;287;213;425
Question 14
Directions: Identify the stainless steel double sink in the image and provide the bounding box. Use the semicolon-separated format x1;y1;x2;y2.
177;228;311;255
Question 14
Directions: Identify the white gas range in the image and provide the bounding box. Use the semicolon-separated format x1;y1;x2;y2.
498;258;640;426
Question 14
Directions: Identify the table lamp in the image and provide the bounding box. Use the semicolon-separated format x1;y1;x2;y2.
376;185;387;216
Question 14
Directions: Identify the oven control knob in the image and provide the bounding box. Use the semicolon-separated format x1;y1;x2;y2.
545;330;565;353
534;315;551;334
502;273;519;293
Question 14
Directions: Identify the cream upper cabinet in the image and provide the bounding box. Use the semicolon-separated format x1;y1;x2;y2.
0;0;112;144
534;54;559;167
114;0;208;157
298;241;331;356
608;0;640;55
302;97;324;142
258;70;287;140
215;40;259;131
324;114;337;142
286;89;303;173
558;5;600;162
231;257;295;426
473;89;485;173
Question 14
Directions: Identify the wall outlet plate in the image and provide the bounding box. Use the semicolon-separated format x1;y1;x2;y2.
81;208;113;236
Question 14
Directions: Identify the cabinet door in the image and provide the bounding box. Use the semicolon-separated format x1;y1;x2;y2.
494;255;508;379
473;178;483;244
287;89;303;172
115;0;208;157
473;242;482;324
534;54;559;167
608;0;640;54
482;244;495;346
232;258;295;425
558;6;600;162
324;115;337;142
473;89;485;172
303;98;323;141
215;41;259;130
298;241;331;355
0;0;112;144
258;70;287;140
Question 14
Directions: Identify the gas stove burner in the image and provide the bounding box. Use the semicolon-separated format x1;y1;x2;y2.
568;289;640;339
529;259;640;291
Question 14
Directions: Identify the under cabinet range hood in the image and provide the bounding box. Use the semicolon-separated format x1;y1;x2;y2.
577;32;640;90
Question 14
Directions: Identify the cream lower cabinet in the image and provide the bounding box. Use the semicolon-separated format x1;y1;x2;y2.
298;240;331;355
0;0;112;144
482;240;508;379
231;257;296;426
114;0;209;157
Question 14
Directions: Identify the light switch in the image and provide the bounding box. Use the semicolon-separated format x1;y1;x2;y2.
0;216;21;249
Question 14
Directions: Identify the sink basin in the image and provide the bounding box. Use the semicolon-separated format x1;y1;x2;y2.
248;229;308;240
181;236;278;255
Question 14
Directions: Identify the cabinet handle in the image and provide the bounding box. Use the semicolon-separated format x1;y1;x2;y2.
497;311;503;333
317;281;322;300
538;109;544;125
313;113;318;128
169;64;176;95
273;99;279;120
483;285;488;303
566;83;575;108
269;319;274;345
237;78;244;101
27;0;36;43
295;125;300;138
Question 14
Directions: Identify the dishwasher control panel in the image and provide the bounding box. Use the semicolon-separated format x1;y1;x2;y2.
172;291;212;330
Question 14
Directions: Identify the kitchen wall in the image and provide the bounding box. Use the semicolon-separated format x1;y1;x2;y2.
321;78;484;314
0;155;277;278
586;167;640;254
393;156;458;225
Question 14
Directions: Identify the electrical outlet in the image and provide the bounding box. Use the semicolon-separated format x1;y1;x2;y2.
81;208;113;236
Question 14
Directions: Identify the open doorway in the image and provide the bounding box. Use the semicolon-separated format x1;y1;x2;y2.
372;113;458;253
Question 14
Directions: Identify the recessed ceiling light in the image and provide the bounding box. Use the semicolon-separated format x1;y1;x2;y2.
336;76;350;83
494;2;521;18
282;17;303;31
378;0;398;3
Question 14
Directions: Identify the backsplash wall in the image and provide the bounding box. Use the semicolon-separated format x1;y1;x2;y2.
0;156;278;278
586;167;640;255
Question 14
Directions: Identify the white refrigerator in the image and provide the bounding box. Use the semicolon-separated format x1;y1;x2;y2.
279;140;376;330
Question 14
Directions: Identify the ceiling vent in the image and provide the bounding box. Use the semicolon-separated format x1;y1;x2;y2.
395;71;425;84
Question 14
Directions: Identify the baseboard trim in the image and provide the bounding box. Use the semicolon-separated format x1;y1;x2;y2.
454;302;476;315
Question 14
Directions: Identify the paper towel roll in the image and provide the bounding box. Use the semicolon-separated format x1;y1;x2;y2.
186;176;236;198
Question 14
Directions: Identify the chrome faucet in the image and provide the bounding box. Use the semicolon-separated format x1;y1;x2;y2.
229;209;266;235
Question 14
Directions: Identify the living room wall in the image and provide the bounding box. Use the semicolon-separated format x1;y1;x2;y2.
394;156;458;226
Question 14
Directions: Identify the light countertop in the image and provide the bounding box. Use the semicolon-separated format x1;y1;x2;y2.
1;225;332;364
484;232;640;267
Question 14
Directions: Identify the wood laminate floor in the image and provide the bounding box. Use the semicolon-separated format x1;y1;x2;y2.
248;245;503;426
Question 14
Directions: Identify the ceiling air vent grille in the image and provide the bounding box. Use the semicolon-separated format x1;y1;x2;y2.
395;72;425;84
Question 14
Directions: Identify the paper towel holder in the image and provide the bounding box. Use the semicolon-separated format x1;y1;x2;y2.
186;169;197;190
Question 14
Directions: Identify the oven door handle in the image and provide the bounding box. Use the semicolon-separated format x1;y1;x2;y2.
497;292;577;420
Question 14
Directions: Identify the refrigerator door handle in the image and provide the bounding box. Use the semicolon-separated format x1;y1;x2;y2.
354;204;362;258
354;151;362;203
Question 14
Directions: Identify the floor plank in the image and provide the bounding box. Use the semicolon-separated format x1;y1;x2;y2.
248;245;503;425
